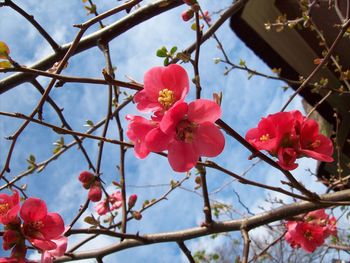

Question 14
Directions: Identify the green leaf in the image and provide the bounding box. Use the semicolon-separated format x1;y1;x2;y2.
84;216;99;226
239;59;246;67
170;46;177;55
29;154;36;163
163;57;169;66
156;47;167;57
84;120;94;127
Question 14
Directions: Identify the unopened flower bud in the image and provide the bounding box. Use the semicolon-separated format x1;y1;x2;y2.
182;9;194;22
88;182;102;202
128;194;137;209
79;171;94;185
132;211;142;220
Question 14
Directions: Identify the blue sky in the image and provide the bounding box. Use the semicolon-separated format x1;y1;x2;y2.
0;1;332;262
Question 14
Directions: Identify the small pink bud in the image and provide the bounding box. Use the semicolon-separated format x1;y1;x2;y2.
132;211;142;220
183;0;197;5
79;171;94;184
128;194;137;209
182;9;194;22
88;182;102;202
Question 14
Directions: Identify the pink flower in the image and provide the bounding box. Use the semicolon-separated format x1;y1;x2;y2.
245;110;334;170
109;191;123;210
245;111;294;154
41;236;67;263
126;115;157;159
88;182;102;202
285;209;337;253
0;190;20;225
299;119;334;162
20;198;65;251
287;222;325;253
146;99;225;172
134;65;189;116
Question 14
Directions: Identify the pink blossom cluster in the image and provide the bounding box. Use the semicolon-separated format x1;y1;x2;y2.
79;171;102;202
245;110;334;170
126;64;225;172
285;209;337;253
0;190;66;263
95;191;138;216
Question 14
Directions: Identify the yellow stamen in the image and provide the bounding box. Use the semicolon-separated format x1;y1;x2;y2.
158;89;175;110
260;134;270;142
0;203;9;215
304;230;313;240
310;139;321;149
29;221;44;230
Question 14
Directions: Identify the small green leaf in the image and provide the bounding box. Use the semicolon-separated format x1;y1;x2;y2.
170;46;177;55
163;57;169;66
29;154;36;163
239;59;246;67
84;216;99;226
84;120;94;127
156;47;167;57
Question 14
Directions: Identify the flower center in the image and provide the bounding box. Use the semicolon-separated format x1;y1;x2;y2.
304;230;313;240
176;120;197;143
28;221;44;231
158;89;175;110
0;203;9;215
259;134;270;141
310;139;321;149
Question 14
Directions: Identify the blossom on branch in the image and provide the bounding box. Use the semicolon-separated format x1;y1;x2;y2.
245;110;334;170
0;190;20;225
133;65;189;117
20;198;65;251
285;209;337;253
146;99;225;172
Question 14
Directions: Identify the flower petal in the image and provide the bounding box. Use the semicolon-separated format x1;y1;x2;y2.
187;99;221;124
192;122;225;157
160;101;188;134
20;198;47;222
168;141;198;172
41;213;65;239
145;127;172;152
161;64;189;100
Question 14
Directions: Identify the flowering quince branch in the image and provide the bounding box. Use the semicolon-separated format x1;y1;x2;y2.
216;118;321;201
1;1;349;262
55;188;350;262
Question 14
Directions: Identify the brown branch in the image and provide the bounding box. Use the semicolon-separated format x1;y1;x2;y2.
1;0;59;51
31;79;96;171
0;67;143;91
177;241;195;263
56;188;350;261
0;0;183;93
241;228;251;263
280;18;350;111
0;111;132;148
215;119;320;201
